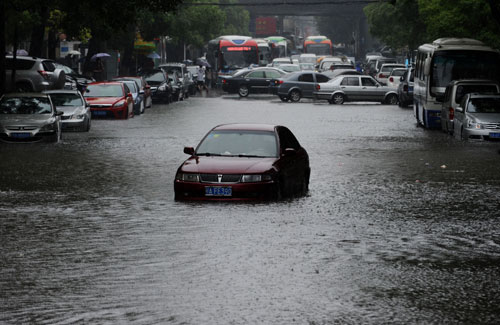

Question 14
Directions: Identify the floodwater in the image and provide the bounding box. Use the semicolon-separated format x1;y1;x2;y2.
1;94;500;324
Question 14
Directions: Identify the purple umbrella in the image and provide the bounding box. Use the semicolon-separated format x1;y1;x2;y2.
90;53;111;61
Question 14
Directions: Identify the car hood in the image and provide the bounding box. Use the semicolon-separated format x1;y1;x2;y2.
180;156;277;174
55;106;85;115
468;113;500;123
85;97;123;105
0;114;54;125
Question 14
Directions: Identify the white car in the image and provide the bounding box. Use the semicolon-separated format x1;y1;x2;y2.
385;68;407;89
44;90;91;132
454;93;500;140
375;63;406;85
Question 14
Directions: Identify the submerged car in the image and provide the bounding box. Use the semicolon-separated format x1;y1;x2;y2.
174;124;310;201
454;93;500;140
44;90;91;132
113;78;145;115
83;81;134;119
314;74;399;105
0;93;62;142
139;69;172;104
271;71;330;102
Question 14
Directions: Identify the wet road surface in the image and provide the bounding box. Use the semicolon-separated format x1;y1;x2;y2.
1;93;500;324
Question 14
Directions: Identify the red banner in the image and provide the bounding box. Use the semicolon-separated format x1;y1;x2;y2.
255;17;277;36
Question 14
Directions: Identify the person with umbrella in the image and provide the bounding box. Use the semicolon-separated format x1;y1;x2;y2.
91;53;110;81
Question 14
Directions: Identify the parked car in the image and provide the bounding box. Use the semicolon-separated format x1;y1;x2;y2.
454;93;500;140
375;64;406;85
139;69;172;104
222;67;287;97
83;81;134;119
159;63;190;99
113;78;145;115
0;93;62;142
386;68;407;89
366;57;396;77
44;90;91;132
397;68;414;108
116;76;152;109
299;63;315;71
5;56;66;92
174;123;310;200
167;72;185;101
322;69;361;79
313;74;399;105
441;80;500;134
271;71;330;102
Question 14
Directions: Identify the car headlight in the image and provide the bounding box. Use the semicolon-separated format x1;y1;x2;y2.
175;172;200;182
158;84;167;91
113;100;126;108
40;123;56;131
241;174;272;183
467;120;483;129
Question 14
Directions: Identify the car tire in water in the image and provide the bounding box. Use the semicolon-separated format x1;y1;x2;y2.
238;85;249;97
289;90;301;102
279;95;288;102
386;94;398;105
331;93;344;105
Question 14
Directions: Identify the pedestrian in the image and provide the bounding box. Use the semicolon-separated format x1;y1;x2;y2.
93;58;105;81
205;67;212;89
197;65;208;93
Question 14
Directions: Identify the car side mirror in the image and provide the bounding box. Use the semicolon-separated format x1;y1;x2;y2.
455;106;464;113
55;110;64;116
184;147;195;155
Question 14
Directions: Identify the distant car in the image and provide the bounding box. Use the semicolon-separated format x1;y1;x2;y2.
221;67;287;97
397;68;414;107
318;59;353;72
139;69;172;104
313;74;399;105
159;63;190;99
277;64;300;73
167;72;185;101
298;53;317;64
375;63;406;85
269;57;292;67
299;63;315;71
271;71;330;102
386;68;407;89
0;93;62;142
83;82;134;119
116;76;152;109
441;80;500;135
113;78;145;115
5;56;66;92
322;69;361;79
174;123;310;200
44;90;91;132
454;93;500;140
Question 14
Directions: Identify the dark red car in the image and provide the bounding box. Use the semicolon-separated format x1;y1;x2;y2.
174;124;310;201
84;81;134;119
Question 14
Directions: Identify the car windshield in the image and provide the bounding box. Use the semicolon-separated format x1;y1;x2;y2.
455;85;499;103
391;69;406;77
0;97;52;114
84;84;124;97
467;97;500;113
140;71;165;83
196;130;278;157
49;93;83;106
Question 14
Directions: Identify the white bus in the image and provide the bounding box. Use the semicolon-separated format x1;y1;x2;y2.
413;38;500;128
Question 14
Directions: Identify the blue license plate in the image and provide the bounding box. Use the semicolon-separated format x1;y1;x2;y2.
10;132;31;138
489;133;500;138
93;111;107;116
205;186;232;197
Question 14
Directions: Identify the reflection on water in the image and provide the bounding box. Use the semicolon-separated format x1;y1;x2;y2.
1;98;500;323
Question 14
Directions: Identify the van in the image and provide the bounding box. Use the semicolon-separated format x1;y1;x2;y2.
440;79;500;134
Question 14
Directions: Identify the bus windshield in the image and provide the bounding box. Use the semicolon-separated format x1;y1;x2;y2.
431;50;500;96
221;47;258;70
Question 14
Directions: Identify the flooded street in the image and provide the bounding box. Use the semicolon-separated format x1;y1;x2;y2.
1;95;500;324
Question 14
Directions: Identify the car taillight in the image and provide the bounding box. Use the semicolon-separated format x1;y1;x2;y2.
315;84;320;90
389;77;393;82
222;79;226;84
38;70;50;80
449;107;454;120
275;80;283;85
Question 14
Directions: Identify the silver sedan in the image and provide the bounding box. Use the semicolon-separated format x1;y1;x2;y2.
45;90;91;132
454;93;500;140
314;74;399;105
0;93;63;142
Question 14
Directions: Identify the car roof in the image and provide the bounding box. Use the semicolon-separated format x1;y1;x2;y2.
43;89;81;94
448;79;500;86
88;81;124;86
465;93;500;99
213;123;278;132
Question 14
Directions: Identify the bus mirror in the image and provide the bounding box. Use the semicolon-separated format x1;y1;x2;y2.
424;57;431;76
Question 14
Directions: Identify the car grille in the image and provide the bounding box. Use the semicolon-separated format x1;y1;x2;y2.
6;126;37;131
483;123;500;130
90;104;112;108
200;174;241;183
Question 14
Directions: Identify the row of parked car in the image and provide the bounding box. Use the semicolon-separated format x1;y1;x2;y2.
1;56;197;142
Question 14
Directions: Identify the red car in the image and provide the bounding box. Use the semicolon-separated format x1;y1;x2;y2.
174;124;310;201
84;81;134;119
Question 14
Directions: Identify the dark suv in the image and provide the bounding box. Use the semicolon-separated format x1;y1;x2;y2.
5;56;66;92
